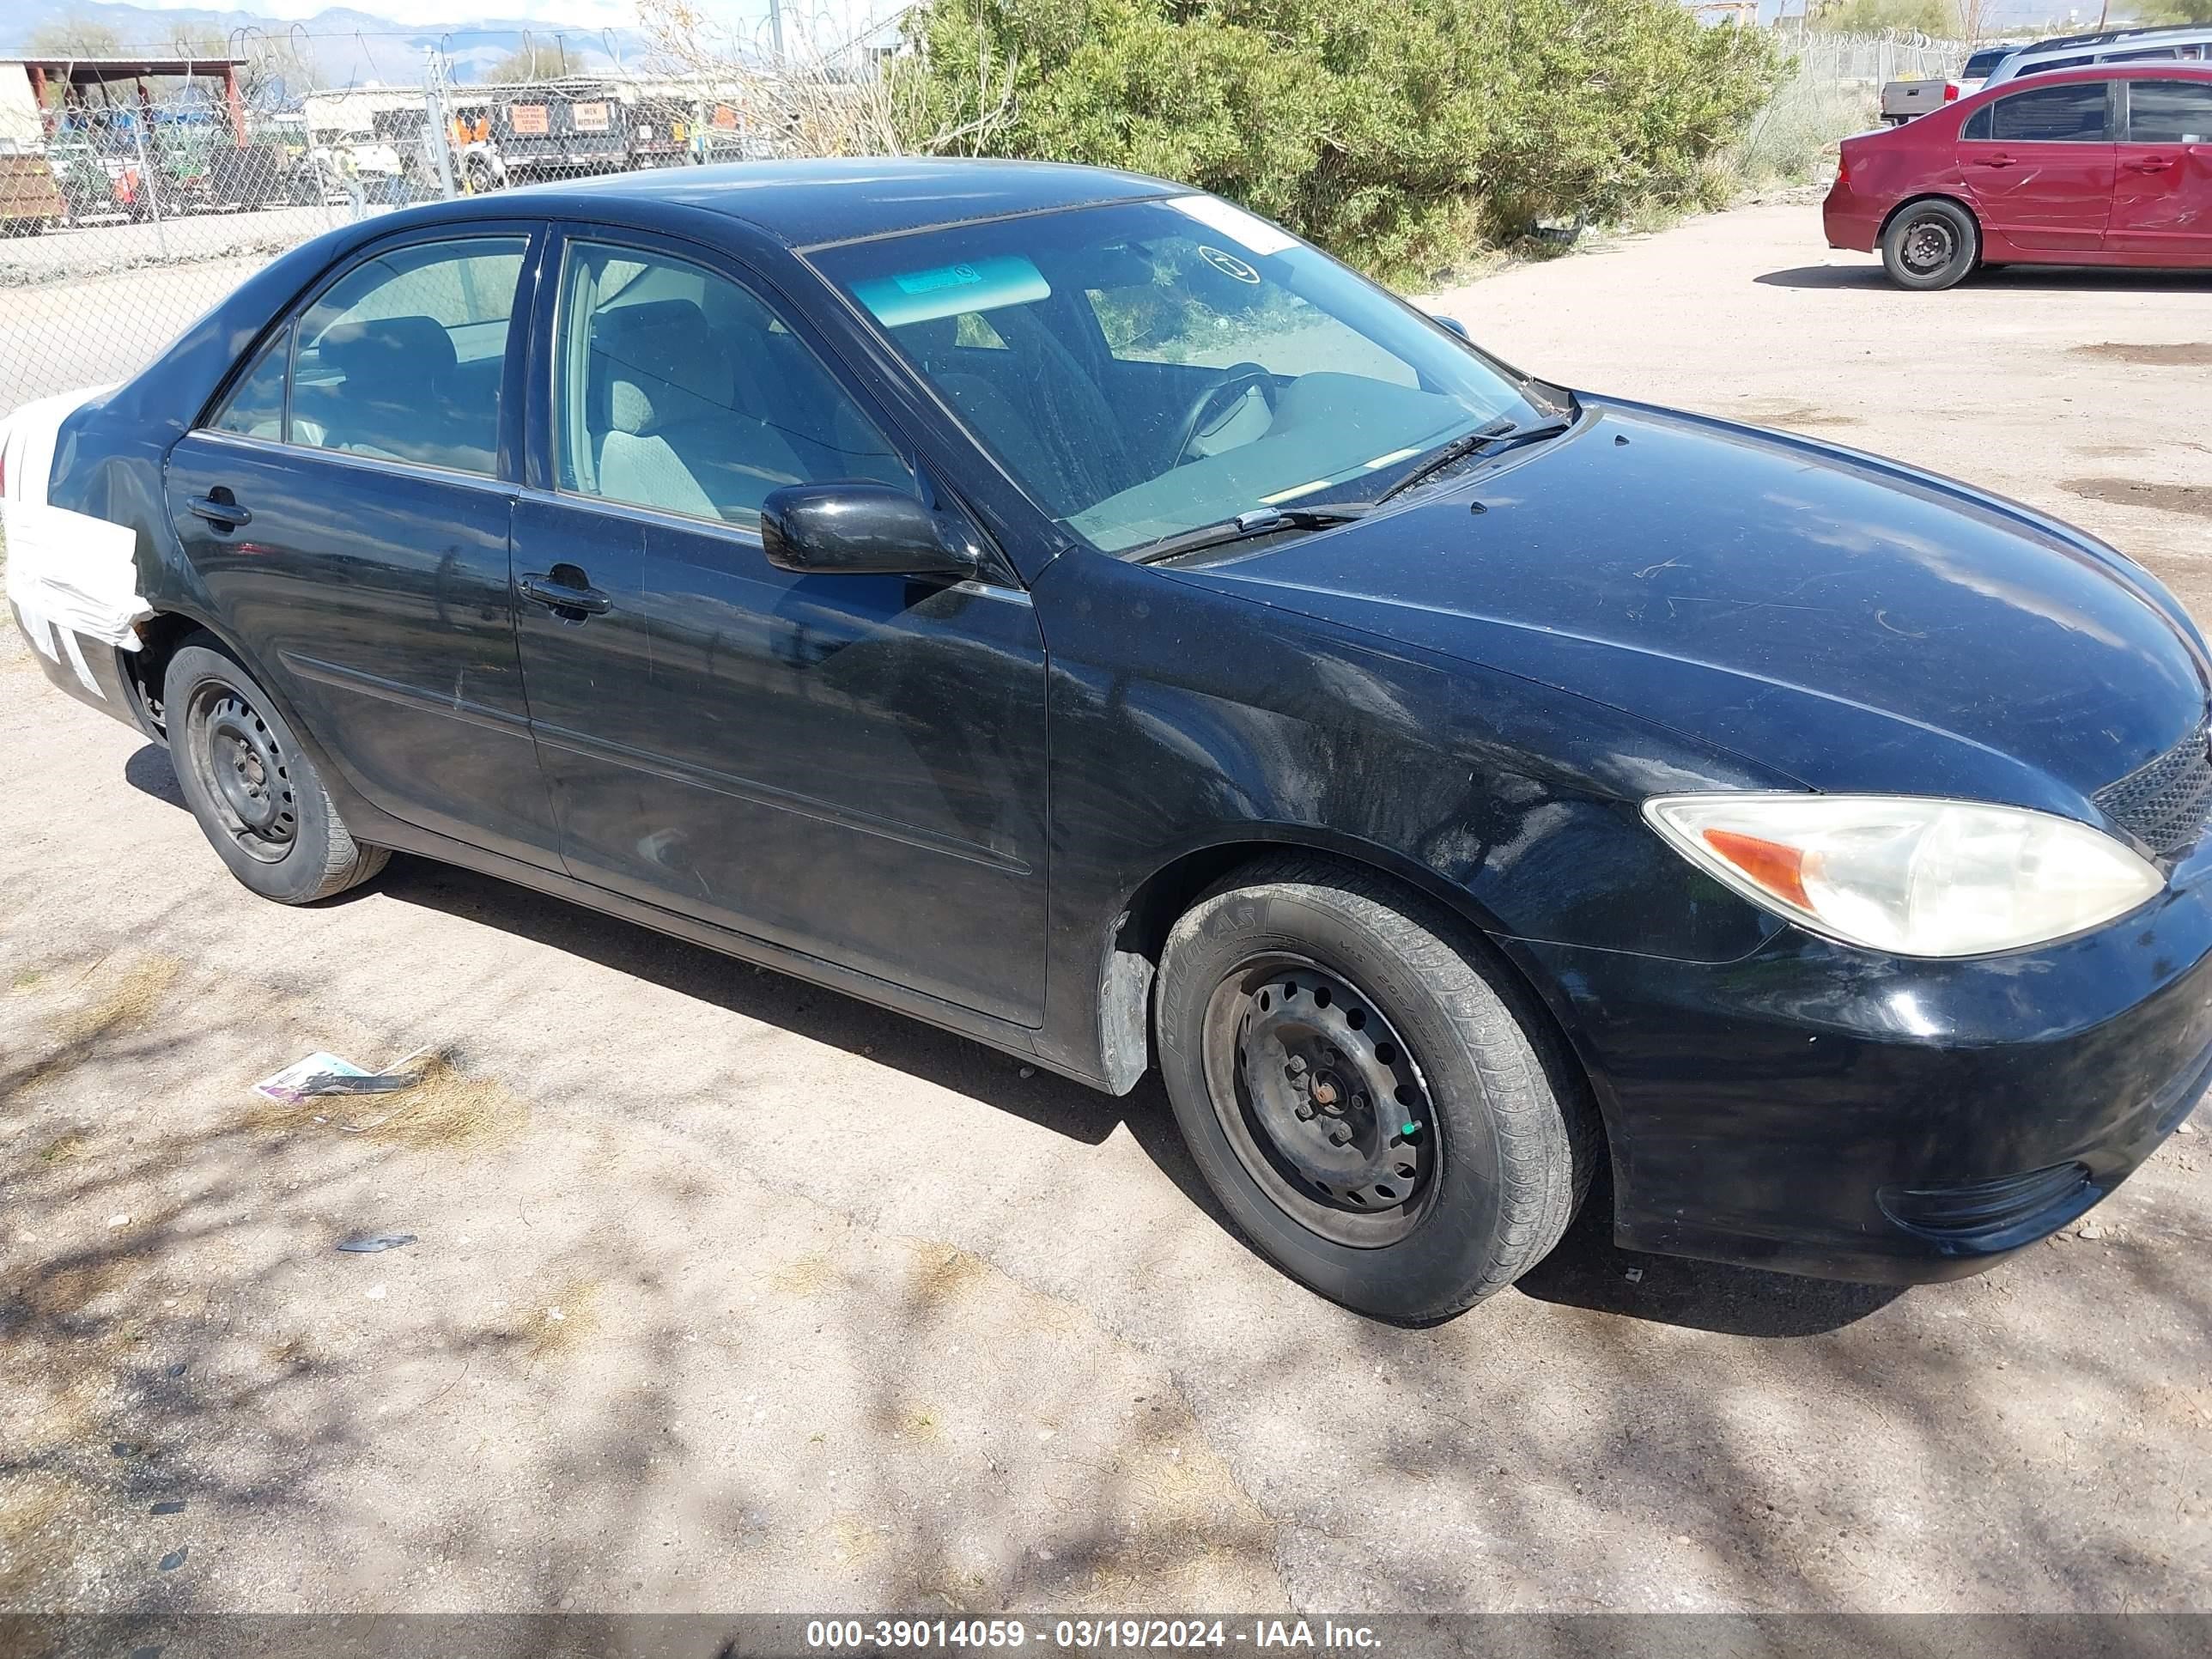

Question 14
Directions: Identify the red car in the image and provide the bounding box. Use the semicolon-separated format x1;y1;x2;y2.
1826;63;2212;289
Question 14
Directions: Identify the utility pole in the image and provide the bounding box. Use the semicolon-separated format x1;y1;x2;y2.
768;0;786;62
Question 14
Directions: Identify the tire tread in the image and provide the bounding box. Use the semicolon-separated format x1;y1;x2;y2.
1164;854;1601;1320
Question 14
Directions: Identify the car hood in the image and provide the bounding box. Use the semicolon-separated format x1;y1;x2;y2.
1174;398;2211;812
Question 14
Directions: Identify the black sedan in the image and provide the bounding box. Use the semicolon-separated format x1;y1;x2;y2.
9;161;2208;1322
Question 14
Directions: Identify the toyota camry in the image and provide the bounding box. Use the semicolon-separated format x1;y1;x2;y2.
6;161;2207;1322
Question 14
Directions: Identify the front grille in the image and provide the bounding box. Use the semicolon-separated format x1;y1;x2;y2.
2094;724;2212;858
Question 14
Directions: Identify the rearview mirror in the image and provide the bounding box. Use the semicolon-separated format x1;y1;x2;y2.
1432;313;1470;340
759;483;979;579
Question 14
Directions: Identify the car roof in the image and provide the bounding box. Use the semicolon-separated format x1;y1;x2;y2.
1997;25;2212;68
1968;59;2212;94
495;156;1183;248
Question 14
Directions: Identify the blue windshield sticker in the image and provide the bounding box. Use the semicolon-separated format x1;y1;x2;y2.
854;255;1051;329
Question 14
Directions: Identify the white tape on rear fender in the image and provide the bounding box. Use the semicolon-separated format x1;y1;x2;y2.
3;498;149;649
58;625;104;698
1;381;147;655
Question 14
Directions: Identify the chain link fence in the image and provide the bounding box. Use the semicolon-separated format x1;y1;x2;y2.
2;27;1965;410
0;49;861;407
1735;30;1967;187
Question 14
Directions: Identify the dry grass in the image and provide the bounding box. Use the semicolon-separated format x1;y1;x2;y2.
515;1280;601;1363
34;1131;88;1166
242;1051;528;1148
46;955;179;1048
906;1241;987;1307
0;1472;84;1602
769;1251;842;1297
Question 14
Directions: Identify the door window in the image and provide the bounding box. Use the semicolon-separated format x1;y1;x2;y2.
553;240;911;527
1984;82;2112;141
2128;80;2212;143
273;236;526;475
210;324;289;441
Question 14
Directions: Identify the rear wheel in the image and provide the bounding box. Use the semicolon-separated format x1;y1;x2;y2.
164;639;388;904
1156;858;1598;1323
1881;198;1979;291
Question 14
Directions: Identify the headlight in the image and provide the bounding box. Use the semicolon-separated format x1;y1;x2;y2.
1643;793;2165;957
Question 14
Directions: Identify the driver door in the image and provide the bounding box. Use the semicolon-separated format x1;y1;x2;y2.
509;229;1051;1024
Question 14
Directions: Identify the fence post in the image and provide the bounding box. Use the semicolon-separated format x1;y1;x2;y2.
423;51;459;202
131;120;169;260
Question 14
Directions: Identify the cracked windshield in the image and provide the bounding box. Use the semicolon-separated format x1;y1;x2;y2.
813;196;1555;554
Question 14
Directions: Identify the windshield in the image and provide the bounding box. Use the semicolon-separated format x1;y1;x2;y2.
1964;48;2013;76
810;197;1556;555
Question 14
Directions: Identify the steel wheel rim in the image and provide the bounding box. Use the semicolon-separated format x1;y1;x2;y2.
1200;953;1440;1248
185;682;296;864
1902;215;1956;275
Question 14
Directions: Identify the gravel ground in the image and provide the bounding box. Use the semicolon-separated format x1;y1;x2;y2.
1;200;2209;1620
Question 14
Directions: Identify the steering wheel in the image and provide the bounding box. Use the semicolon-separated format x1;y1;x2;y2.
1169;362;1278;466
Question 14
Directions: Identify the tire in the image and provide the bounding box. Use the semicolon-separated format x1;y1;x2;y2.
164;638;388;904
1881;198;1978;291
1156;857;1599;1323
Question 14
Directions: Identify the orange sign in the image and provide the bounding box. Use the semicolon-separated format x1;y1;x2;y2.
509;104;549;136
711;104;738;130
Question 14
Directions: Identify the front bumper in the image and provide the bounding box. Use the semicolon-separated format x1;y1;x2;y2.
1518;849;2212;1282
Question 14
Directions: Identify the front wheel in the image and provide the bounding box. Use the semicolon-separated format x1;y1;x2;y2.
1156;858;1598;1323
165;639;388;904
1881;198;1979;291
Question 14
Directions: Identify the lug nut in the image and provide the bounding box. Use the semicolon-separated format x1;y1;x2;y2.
1285;1055;1308;1077
1294;1102;1316;1121
1328;1126;1352;1146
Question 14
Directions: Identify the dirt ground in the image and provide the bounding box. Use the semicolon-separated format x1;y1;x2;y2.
2;200;2209;1619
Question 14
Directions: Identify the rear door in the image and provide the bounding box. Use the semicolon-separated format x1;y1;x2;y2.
2110;78;2212;258
1959;80;2118;251
163;225;565;869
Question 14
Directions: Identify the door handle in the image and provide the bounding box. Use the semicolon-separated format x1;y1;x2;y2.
520;572;612;617
2125;156;2176;173
187;494;251;528
1973;154;2015;168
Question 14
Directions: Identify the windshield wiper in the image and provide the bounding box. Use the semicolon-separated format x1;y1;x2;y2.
1371;413;1576;504
1129;502;1372;564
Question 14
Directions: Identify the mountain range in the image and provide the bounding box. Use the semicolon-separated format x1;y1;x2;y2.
3;2;670;86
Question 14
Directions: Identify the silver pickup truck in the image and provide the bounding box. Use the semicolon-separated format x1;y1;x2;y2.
1877;78;1955;125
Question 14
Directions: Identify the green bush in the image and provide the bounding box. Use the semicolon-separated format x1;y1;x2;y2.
896;0;1785;283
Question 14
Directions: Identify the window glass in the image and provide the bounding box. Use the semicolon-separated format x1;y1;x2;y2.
2129;79;2212;143
289;236;526;476
1961;106;1991;141
1987;82;2112;141
812;198;1553;556
1082;241;1414;388
555;240;910;526
2106;47;2186;64
2020;54;2091;76
210;325;289;441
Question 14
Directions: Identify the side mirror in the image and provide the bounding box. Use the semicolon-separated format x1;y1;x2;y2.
758;483;979;579
1432;313;1470;340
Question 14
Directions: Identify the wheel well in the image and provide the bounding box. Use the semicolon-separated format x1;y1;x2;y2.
1879;192;1979;244
125;612;213;737
1109;842;1609;1188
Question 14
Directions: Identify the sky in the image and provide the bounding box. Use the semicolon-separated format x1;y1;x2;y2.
86;0;2108;38
106;0;799;24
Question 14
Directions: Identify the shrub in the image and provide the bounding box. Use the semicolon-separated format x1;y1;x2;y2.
896;0;1785;283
